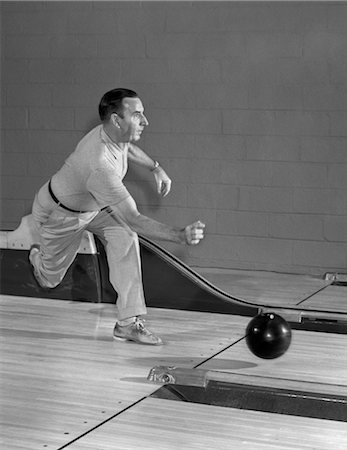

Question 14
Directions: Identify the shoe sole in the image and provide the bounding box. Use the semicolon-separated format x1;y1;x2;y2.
112;334;163;345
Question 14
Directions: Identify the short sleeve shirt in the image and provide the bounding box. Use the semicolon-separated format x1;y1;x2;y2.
51;125;131;211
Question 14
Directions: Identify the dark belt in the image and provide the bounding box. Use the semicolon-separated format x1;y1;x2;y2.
48;180;87;214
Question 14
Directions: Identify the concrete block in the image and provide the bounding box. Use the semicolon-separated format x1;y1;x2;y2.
303;86;347;111
1;107;28;129
0;153;27;176
143;134;196;159
223;110;275;136
143;109;172;133
222;59;258;86
172;109;221;135
245;136;301;161
139;132;195;160
0;199;27;226
187;184;234;210
2;60;29;83
6;84;52;107
29;59;75;84
324;216;347;242
269;214;323;240
248;86;303;110
125;181;158;207
120;59;171;84
293;241;347;268
3;130;83;155
44;1;92;11
330;112;347;137
2;11;68;35
277;59;330;86
216;211;268;237
190;159;222;184
168;59;221;84
300;137;347;163
239;187;293;213
157;183;188;208
246;32;302;59
271;162;327;188
74;58;121;85
327;164;347;189
304;31;347;58
146;32;246;59
74;58;122;85
187;234;242;264
327;4;347;31
274;111;330;137
29;107;74;130
293;188;347;215
1;2;45;12
97;34;146;58
236;237;293;265
27;153;65;177
1;176;45;200
165;3;223;33
74;109;100;132
220;161;272;187
194;135;245;161
136;83;196;109
195;84;247;109
115;2;167;34
50;36;97;58
217;3;305;32
298;4;329;31
4;35;50;58
52;84;104;108
216;186;240;210
67;11;118;34
330;58;347;84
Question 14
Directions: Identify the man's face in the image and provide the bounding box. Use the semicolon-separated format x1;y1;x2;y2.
116;97;149;142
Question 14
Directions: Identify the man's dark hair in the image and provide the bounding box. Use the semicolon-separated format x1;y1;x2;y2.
98;88;138;121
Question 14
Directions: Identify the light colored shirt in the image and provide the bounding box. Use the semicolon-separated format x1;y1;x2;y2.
51;125;130;211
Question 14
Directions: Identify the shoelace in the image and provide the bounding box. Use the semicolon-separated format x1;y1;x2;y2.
134;318;150;334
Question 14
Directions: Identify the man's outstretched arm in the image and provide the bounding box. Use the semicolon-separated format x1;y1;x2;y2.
107;196;205;245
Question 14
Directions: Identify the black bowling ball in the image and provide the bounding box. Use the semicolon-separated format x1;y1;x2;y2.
246;313;292;359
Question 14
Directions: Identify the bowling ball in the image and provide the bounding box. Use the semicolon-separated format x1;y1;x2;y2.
246;313;292;359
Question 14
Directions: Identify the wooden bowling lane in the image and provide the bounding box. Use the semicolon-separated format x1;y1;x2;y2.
298;285;347;312
198;327;347;395
1;292;347;449
0;295;248;450
64;397;347;450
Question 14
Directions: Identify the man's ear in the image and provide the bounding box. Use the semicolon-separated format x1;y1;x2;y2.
111;113;120;128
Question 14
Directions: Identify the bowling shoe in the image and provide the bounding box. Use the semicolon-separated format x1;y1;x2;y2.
113;317;163;345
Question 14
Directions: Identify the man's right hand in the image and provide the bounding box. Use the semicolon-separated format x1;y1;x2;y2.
184;221;205;245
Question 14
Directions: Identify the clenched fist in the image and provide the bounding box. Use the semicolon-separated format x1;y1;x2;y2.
184;221;205;245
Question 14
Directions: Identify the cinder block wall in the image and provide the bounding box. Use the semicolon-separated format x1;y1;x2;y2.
1;1;347;275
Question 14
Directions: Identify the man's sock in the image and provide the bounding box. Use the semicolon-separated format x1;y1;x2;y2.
118;317;136;327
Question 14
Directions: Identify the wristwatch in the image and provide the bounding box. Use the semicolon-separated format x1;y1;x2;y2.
151;160;160;171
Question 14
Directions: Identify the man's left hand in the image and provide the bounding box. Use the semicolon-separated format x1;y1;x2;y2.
153;167;172;197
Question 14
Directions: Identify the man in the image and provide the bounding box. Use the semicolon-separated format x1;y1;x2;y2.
29;88;205;345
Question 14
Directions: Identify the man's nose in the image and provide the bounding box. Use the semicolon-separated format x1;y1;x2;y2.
142;115;149;126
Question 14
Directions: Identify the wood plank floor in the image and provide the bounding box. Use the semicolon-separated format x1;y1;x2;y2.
1;271;347;450
301;285;347;312
65;397;347;450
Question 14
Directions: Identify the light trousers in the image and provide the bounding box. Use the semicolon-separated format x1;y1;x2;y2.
31;182;147;320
